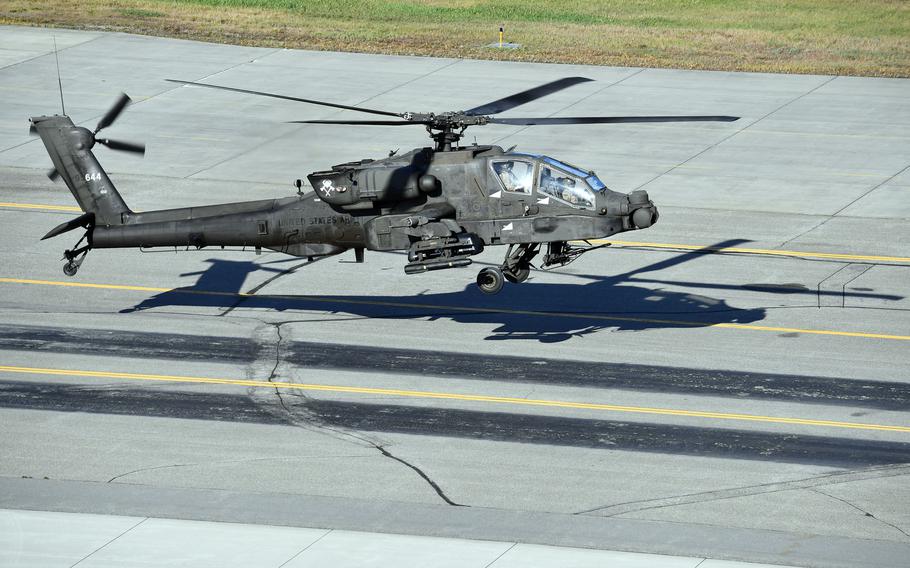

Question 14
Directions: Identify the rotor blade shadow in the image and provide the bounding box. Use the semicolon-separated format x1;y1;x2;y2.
629;277;903;303
609;238;753;282
122;258;288;312
119;257;767;343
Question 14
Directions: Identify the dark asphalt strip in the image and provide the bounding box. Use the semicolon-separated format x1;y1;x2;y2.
286;343;910;411
306;400;910;468
0;325;258;363
0;381;286;424
1;381;908;468
1;324;908;410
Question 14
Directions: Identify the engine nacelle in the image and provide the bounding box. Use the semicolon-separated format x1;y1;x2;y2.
308;149;437;213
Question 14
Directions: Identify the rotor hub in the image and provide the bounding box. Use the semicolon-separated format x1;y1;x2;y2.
70;127;96;151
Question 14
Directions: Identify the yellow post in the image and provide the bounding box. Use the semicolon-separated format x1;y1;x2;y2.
499;27;503;48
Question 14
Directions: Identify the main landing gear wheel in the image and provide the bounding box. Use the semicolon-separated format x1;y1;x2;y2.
503;264;530;284
476;266;504;294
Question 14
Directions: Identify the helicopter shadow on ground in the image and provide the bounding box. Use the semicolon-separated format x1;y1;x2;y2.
119;257;300;313
120;240;775;343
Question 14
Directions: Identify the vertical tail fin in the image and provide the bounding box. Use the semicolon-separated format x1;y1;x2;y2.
30;92;145;226
31;114;132;225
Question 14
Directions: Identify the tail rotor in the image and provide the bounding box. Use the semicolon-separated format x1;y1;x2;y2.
91;93;146;156
42;92;145;182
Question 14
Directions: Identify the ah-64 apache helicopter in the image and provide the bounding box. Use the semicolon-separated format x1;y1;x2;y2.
31;77;737;294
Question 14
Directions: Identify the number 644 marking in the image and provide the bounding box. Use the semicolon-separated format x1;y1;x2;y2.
84;172;102;182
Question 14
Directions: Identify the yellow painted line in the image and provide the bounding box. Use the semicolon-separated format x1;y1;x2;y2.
592;239;910;264
1;364;908;434
0;202;81;212
1;277;909;342
5;200;908;264
0;278;170;294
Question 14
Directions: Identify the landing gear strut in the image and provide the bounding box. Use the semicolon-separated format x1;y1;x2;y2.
474;243;539;294
501;243;539;284
62;231;91;277
540;240;611;270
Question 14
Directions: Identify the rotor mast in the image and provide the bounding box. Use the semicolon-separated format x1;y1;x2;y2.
402;112;489;151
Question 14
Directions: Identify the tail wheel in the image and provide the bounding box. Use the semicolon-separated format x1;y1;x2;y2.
476;267;504;294
63;262;78;277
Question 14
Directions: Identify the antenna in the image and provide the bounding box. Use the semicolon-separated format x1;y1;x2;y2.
53;36;65;115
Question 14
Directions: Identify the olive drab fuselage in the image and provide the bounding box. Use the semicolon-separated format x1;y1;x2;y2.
32;73;736;292
87;144;658;258
32;112;658;292
303;145;657;254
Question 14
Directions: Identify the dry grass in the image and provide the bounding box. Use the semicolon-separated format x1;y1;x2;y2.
2;0;908;77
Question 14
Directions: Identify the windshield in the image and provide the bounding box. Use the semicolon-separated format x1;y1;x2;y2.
514;153;607;192
542;157;607;192
491;159;534;194
538;165;595;209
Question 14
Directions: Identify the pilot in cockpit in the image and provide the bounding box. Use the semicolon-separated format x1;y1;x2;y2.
561;177;578;204
495;161;520;192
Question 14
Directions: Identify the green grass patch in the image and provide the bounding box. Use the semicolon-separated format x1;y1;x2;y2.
2;0;908;76
173;0;909;38
118;7;164;17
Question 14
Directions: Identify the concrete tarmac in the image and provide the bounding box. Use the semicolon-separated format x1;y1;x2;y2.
0;25;909;567
1;508;800;568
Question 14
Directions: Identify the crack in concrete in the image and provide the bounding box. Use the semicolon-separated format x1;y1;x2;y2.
268;322;284;383
257;320;465;508
107;462;194;483
375;444;464;507
106;454;374;483
576;463;910;517
811;487;910;540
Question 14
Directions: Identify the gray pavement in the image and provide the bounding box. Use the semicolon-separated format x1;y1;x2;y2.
1;508;797;568
2;478;908;568
1;25;909;568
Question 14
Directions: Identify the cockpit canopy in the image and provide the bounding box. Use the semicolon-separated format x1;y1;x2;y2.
489;154;607;210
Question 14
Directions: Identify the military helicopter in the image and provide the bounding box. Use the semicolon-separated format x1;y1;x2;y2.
31;77;737;294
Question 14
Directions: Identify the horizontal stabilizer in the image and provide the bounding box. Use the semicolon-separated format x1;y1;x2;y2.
42;212;94;240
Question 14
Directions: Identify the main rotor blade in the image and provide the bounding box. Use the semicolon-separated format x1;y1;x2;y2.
464;77;593;116
489;115;740;125
95;93;132;133
97;138;146;155
167;79;401;118
288;119;429;126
